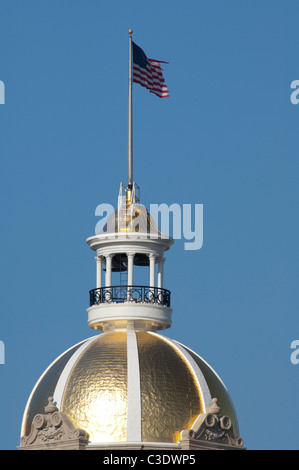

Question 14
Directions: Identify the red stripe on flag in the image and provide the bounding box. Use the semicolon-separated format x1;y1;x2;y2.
133;60;169;98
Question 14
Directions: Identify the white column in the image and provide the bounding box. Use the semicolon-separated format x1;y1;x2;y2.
127;253;134;301
157;257;165;289
127;253;134;286
95;256;103;289
105;254;112;287
149;254;156;287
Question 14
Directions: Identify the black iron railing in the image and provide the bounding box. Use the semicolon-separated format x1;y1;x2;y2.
89;285;171;308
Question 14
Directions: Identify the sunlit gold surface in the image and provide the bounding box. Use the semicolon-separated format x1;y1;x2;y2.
21;340;87;437
104;203;163;236
136;332;203;443
180;344;239;437
61;332;128;443
22;331;239;445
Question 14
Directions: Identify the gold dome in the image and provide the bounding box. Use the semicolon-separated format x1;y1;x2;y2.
102;202;163;237
21;331;239;444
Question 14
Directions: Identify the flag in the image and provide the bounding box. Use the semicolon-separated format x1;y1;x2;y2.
132;41;169;98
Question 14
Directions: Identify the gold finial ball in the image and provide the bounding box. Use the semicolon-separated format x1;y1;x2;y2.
128;29;133;35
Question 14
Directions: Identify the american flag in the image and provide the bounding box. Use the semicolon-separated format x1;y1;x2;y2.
132;42;169;98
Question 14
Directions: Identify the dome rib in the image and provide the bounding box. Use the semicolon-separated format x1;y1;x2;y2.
176;341;240;437
20;338;91;438
126;329;142;441
153;334;213;413
53;335;100;410
21;331;240;445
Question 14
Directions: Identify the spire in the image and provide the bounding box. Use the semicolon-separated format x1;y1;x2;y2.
128;29;133;189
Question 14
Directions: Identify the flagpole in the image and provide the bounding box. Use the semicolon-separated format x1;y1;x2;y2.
128;29;133;190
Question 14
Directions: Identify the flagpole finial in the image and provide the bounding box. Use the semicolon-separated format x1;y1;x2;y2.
128;29;133;35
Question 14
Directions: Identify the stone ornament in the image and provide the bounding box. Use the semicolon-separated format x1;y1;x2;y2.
19;397;89;450
179;398;244;450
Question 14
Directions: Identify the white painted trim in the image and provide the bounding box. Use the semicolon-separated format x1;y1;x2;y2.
87;303;172;331
176;342;228;391
86;235;172;256
20;338;90;438
126;329;142;441
171;339;212;412
53;335;100;410
174;341;239;434
150;333;212;413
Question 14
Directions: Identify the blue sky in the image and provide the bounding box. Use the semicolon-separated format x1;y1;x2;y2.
0;0;298;450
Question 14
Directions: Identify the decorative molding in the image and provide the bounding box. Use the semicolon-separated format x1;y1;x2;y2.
19;397;89;450
19;396;245;451
179;398;245;450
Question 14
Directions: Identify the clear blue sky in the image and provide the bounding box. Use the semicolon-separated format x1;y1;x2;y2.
0;0;298;450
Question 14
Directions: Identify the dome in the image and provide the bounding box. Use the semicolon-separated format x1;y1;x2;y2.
102;202;164;238
21;331;239;445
